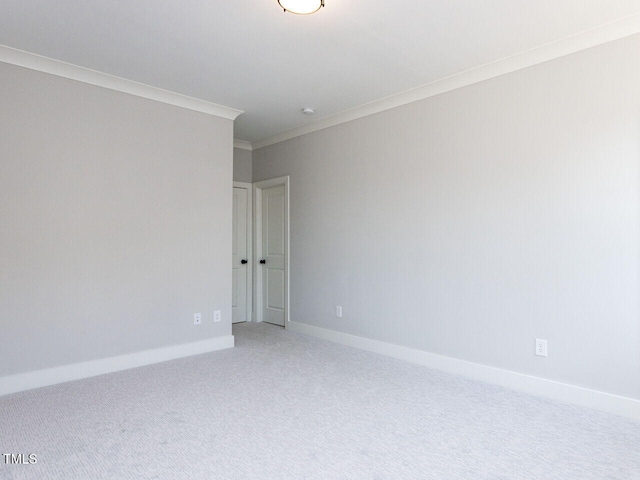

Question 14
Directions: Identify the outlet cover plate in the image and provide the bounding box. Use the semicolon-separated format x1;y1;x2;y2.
535;339;547;357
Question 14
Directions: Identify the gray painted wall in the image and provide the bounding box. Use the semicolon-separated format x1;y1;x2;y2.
233;147;252;183
253;34;640;400
0;63;233;377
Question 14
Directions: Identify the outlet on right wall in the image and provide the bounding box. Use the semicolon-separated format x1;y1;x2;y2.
253;34;640;401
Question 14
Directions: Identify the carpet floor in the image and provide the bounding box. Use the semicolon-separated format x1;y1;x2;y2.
1;322;639;479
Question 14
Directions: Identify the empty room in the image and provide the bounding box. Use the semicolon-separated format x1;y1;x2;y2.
2;1;640;479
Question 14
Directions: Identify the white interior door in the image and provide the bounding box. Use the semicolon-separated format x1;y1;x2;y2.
261;185;286;326
232;187;249;323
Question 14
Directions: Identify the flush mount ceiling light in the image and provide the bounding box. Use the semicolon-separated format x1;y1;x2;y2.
278;0;324;15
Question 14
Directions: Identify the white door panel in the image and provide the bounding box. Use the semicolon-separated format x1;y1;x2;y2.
232;187;249;323
262;185;286;326
267;269;285;309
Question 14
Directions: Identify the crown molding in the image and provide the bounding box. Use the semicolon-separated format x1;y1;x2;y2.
233;139;253;151
0;45;243;121
252;13;640;150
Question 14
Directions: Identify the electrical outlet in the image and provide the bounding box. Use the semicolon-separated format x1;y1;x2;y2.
336;306;343;318
194;313;202;325
535;339;547;357
214;310;221;323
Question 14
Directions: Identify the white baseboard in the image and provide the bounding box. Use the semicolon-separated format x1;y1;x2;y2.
288;321;640;421
0;335;234;397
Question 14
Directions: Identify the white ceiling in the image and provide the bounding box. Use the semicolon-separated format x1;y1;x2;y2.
2;1;640;145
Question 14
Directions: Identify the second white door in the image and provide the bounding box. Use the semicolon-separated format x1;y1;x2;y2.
261;185;286;326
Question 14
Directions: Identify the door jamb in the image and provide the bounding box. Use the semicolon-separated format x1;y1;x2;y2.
233;181;253;323
253;176;290;328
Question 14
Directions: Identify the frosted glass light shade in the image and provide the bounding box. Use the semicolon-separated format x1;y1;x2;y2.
278;0;324;15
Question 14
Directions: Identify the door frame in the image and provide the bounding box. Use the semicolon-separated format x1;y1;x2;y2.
233;181;253;323
253;176;290;328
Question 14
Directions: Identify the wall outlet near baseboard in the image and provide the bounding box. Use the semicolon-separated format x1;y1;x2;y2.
336;306;343;318
194;313;202;325
535;339;547;357
214;310;221;322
